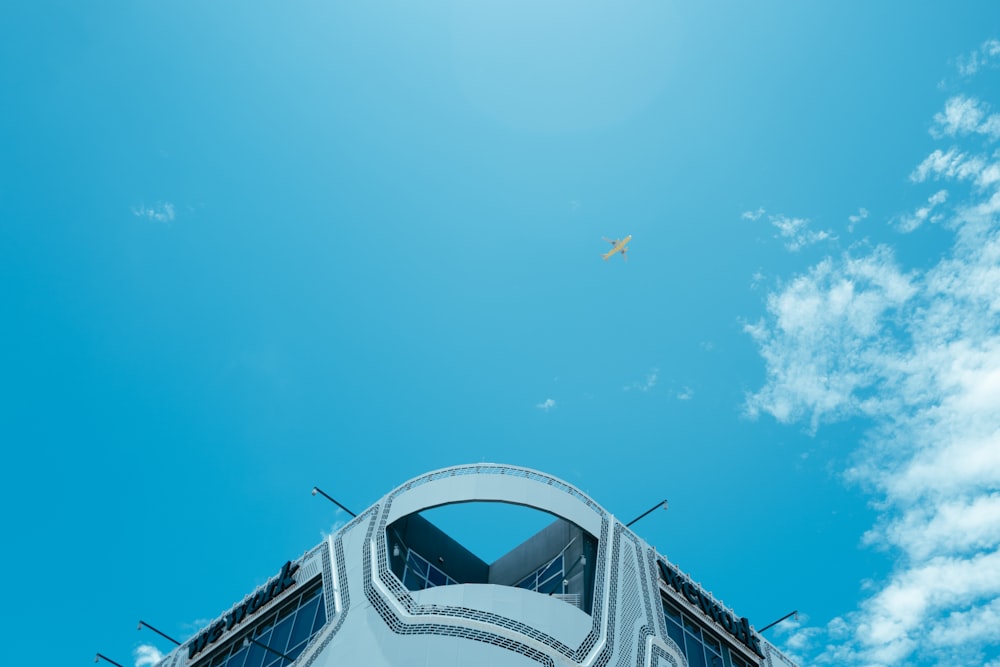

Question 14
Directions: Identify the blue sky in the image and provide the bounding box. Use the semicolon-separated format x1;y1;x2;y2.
2;3;1000;666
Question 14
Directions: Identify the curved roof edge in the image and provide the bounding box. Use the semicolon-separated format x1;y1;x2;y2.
381;463;610;537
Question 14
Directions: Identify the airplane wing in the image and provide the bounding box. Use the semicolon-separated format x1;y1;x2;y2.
603;237;618;245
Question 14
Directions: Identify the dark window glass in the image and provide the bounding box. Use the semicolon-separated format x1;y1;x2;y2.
538;576;562;595
192;578;325;667
287;596;321;650
427;565;447;587
406;551;428;577
269;616;294;654
686;640;707;667
666;619;684;650
227;645;247;667
403;568;424;590
243;641;266;667
663;595;753;667
276;601;296;624
540;556;563;583
311;598;327;634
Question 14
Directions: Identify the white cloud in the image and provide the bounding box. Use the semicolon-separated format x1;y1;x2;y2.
321;519;347;540
747;89;1000;665
957;39;1000;77
770;214;835;251
536;398;556;411
848;207;869;232
910;148;987;184
676;386;693;400
135;645;164;667
744;207;836;251
625;368;658;392
931;96;1000;141
132;201;176;223
897;190;949;232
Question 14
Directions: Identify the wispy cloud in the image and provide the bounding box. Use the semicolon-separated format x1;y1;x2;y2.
957;38;1000;77
624;368;658;392
848;207;869;233
536;398;556;411
676;386;693;401
135;645;164;667
896;190;948;232
320;519;347;540
132;201;176;223
746;86;1000;665
931;95;1000;140
746;207;836;251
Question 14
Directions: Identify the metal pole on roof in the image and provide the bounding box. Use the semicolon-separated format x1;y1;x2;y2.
138;620;181;645
94;653;126;667
758;610;799;633
311;486;357;517
625;500;668;527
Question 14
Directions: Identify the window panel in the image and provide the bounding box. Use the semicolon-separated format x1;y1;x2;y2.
226;645;248;667
686;641;707;667
243;642;267;667
311;599;327;634
269;616;294;655
287;596;321;650
666;618;684;650
663;595;752;667
538;575;563;595
406;551;428;577
402;567;420;590
540;556;563;583
427;565;447;587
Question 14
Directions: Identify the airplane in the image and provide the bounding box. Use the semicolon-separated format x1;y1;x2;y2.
602;235;632;261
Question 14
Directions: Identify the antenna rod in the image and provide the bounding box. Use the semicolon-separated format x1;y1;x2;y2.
311;486;357;517
138;620;181;645
758;610;799;633
625;499;668;527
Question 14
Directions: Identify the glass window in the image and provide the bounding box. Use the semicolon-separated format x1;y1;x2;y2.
243;642;266;667
399;549;461;591
226;645;247;667
427;565;447;587
406;551;428;577
268;616;293;657
287;596;321;650
311;599;327;634
192;578;326;667
662;597;752;667
515;554;565;595
686;643;707;667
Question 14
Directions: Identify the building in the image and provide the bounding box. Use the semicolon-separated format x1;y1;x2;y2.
151;464;799;667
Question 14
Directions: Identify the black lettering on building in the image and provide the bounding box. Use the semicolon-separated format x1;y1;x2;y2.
657;558;765;659
187;560;301;659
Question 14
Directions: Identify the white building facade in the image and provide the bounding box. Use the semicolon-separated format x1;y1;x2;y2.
153;464;799;667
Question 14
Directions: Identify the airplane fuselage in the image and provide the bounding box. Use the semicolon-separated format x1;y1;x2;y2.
602;234;632;260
